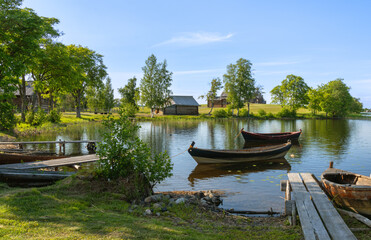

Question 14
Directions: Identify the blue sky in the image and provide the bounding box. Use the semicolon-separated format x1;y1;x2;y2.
23;0;371;107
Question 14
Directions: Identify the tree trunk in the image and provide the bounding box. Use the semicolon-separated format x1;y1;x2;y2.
37;91;42;109
150;108;154;118
20;75;26;122
208;102;214;115
76;92;81;118
236;108;239;117
247;102;250;117
49;90;54;111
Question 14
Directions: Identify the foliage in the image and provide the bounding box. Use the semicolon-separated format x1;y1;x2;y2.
213;109;229;118
277;108;297;118
47;109;61;123
119;76;140;110
320;78;353;117
266;112;275;118
33;108;47;126
239;108;249;117
140;54;173;116
121;104;138;117
270;74;309;112
0;102;16;130
349;97;363;114
307;87;323;115
223;58;255;116
66;45;107;118
96;110;173;189
258;109;267;116
199;78;222;114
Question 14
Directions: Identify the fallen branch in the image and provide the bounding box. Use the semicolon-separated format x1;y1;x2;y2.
224;208;280;215
337;208;371;228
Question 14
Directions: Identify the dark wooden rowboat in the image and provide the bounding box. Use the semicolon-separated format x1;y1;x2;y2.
0;152;65;165
321;164;371;217
240;128;302;142
188;141;292;164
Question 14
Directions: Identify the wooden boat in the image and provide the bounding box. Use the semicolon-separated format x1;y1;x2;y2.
0;151;65;165
240;128;302;142
321;164;371;217
188;158;291;184
188;141;292;164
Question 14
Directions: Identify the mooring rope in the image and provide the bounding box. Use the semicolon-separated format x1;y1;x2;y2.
170;148;188;159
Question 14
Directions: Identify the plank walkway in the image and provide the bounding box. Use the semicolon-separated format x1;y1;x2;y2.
0;154;99;170
0;140;98;145
287;173;356;240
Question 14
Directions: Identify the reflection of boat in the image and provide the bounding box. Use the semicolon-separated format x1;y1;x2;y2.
0;151;65;165
187;141;292;164
188;158;291;183
321;164;371;217
240;128;302;142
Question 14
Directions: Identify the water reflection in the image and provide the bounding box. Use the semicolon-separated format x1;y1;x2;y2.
188;158;291;186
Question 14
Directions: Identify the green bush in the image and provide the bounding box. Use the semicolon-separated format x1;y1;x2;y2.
95;110;173;194
25;109;35;125
0;102;16;130
266;112;275;118
213;109;228;118
30;108;47;126
258;109;266;116
239;109;248;117
277;108;297;118
121;104;138;117
47;109;61;123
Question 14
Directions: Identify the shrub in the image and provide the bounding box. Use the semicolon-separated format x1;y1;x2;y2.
121;104;137;117
277;108;297;118
32;108;47;126
25;109;35;125
0;102;16;130
213;109;228;118
47;109;61;123
95;110;173;195
258;109;266;116
266;112;275;118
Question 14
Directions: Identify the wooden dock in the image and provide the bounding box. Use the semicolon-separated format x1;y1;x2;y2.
282;173;356;240
0;154;99;170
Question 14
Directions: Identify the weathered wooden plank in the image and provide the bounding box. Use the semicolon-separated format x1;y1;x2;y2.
301;173;357;240
288;173;331;240
0;154;99;170
0;140;99;145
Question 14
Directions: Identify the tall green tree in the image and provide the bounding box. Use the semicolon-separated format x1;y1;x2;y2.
320;78;353;117
307;87;323;115
349;97;363;114
140;54;172;117
119;76;140;109
223;58;255;116
270;74;309;112
0;0;59;123
66;45;107;118
199;78;222;115
101;77;115;113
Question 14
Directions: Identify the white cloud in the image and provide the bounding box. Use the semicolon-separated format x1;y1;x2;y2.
353;79;371;84
154;32;234;47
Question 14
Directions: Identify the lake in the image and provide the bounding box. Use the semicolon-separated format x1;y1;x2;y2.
18;118;371;213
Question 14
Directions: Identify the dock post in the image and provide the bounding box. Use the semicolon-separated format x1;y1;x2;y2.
59;139;62;155
62;141;65;155
19;144;23;150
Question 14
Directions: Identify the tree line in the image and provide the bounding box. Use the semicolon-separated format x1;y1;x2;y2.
0;1;364;131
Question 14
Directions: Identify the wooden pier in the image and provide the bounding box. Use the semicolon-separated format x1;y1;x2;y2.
0;154;100;187
281;173;357;240
0;140;98;155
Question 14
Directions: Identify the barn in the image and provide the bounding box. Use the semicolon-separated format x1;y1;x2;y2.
163;96;200;115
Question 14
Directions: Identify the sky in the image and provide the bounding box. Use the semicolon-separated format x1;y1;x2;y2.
22;0;371;107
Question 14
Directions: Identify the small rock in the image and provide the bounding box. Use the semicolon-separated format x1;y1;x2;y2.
200;198;209;207
156;212;161;216
204;196;211;202
194;191;205;199
175;198;186;204
144;209;152;216
153;203;162;209
144;196;152;203
161;207;168;212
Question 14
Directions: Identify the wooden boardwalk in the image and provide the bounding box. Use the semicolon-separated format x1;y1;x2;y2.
285;173;356;240
0;154;99;170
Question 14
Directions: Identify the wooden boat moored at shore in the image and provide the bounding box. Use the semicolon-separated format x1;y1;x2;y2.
321;163;371;217
188;141;292;164
240;128;302;142
0;151;65;165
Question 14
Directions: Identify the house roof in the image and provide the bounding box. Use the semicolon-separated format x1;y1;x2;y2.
170;95;200;106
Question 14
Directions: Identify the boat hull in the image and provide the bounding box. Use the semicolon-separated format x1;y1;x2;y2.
0;153;65;165
321;168;371;217
188;142;292;164
241;130;301;142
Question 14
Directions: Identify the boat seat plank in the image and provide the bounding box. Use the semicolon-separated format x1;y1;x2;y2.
287;173;331;240
0;154;99;170
300;173;357;240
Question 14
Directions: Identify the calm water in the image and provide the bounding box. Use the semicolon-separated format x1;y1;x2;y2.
18;118;371;213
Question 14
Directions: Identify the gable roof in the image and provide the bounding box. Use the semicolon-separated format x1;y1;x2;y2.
170;95;199;106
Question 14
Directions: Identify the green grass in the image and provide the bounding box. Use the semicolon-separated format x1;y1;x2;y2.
0;178;303;240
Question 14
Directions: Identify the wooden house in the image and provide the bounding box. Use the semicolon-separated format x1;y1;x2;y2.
163;96;200;115
207;92;228;108
13;81;49;111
